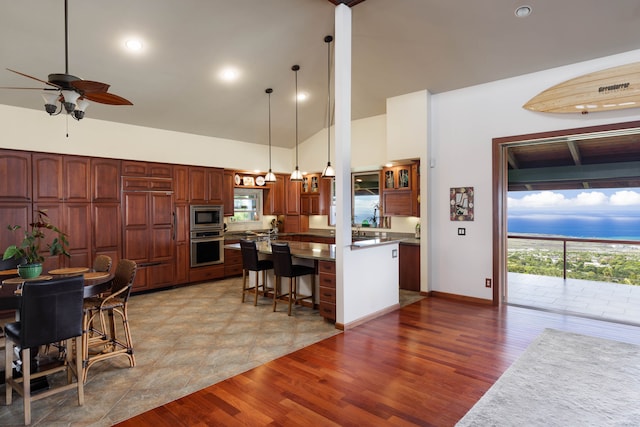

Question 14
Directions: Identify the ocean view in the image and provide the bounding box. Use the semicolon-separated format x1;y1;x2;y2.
508;213;640;241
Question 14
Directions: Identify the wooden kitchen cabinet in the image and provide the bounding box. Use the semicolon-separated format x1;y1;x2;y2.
223;239;243;277
189;166;224;204
32;153;63;202
264;174;285;215
0;150;31;202
285;178;301;215
91;158;120;203
318;260;336;322
399;243;420;291
173;165;190;204
122;160;172;178
174;203;190;285
381;162;419;217
92;203;121;270
122;190;175;292
223;170;235;216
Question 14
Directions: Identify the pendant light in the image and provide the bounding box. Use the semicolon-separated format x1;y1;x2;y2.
321;35;336;178
290;64;303;182
264;88;277;183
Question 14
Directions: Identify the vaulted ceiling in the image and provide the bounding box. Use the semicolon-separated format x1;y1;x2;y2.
2;0;640;148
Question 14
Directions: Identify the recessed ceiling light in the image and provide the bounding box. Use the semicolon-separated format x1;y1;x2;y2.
515;5;532;18
297;92;309;102
219;67;240;82
124;39;144;51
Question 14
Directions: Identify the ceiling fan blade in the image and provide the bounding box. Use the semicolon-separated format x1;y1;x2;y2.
83;91;133;106
6;68;61;89
71;79;110;93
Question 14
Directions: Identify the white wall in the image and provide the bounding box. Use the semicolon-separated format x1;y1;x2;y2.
0;104;292;173
429;49;640;300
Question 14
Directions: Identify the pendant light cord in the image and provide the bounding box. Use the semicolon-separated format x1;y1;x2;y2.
326;36;332;163
294;65;299;169
267;88;273;170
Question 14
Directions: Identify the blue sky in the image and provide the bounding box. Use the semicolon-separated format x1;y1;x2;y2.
508;188;640;215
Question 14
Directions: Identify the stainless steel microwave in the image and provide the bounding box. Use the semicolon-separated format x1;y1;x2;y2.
190;205;223;230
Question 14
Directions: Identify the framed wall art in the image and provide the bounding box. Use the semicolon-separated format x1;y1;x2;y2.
450;187;474;221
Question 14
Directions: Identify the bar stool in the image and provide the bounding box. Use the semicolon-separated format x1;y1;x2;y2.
240;239;274;305
271;242;315;316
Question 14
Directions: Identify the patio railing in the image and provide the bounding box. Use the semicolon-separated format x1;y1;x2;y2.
507;235;640;284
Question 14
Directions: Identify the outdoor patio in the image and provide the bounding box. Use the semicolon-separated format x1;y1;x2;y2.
507;272;640;325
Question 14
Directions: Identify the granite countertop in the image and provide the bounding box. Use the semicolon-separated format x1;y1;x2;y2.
224;229;420;246
225;240;335;261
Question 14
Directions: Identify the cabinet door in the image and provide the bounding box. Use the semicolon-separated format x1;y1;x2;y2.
33;153;63;202
223;170;235;216
91;158;120;202
148;163;173;178
63;203;92;268
33;202;64;272
0;203;31;248
319;177;332;215
0;150;31;202
93;203;121;265
149;192;174;262
121;160;148;177
399;244;420;291
285;179;301;215
174;204;189;284
208;168;224;203
189;167;207;203
64;156;91;202
122;192;149;262
264;174;285;215
173;165;190;204
300;195;311;215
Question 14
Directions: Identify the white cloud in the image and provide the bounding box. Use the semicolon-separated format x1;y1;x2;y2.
610;190;640;206
508;191;568;208
574;191;607;206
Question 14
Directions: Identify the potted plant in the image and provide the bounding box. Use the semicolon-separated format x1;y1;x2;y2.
3;210;70;279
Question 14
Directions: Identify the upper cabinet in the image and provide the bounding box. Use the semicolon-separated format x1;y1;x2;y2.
300;173;331;216
122;161;172;178
91;158;121;203
223;170;235;216
381;162;420;217
0;150;31;202
173;165;190;204
64;156;91;203
189;167;224;204
264;174;285;215
33;153;63;202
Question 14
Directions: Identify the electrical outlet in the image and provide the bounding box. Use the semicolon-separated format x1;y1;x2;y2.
485;278;492;288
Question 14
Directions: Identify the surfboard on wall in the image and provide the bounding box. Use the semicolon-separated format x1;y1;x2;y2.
523;62;640;114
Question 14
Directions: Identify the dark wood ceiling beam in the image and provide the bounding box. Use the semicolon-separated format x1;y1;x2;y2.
327;0;367;7
508;161;640;185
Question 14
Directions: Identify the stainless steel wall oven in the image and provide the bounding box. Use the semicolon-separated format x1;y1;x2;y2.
189;205;224;267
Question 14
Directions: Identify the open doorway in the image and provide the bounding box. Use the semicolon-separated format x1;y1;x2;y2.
492;120;640;324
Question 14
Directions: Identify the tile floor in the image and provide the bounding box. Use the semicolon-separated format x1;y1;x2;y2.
507;272;640;325
0;277;422;426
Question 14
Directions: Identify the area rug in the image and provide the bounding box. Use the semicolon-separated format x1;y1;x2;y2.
456;328;640;426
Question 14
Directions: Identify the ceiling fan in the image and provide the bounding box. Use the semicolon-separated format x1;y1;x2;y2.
0;0;132;120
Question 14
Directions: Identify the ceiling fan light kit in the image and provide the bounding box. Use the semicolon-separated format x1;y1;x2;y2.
2;0;132;123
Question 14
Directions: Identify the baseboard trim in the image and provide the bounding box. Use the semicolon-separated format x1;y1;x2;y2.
430;291;492;305
338;303;401;331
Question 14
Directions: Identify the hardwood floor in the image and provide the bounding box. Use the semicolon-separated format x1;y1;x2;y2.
116;297;640;426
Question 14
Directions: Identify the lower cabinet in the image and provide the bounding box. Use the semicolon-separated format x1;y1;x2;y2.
318;260;336;322
399;243;420;291
224;239;243;277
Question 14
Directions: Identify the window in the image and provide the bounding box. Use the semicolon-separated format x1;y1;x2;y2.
231;188;262;223
352;172;381;227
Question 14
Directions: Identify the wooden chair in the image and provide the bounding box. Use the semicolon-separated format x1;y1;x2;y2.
271;242;315;316
240;239;274;305
4;276;85;425
92;255;113;273
82;259;137;382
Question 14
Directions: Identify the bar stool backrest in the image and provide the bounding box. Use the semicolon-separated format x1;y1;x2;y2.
271;242;294;278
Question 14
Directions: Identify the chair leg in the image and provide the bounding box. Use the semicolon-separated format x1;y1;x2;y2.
253;270;259;306
5;338;13;405
22;347;31;425
273;276;279;312
288;277;294;316
241;269;247;303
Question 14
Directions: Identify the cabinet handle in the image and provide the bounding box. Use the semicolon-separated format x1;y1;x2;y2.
172;211;176;240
